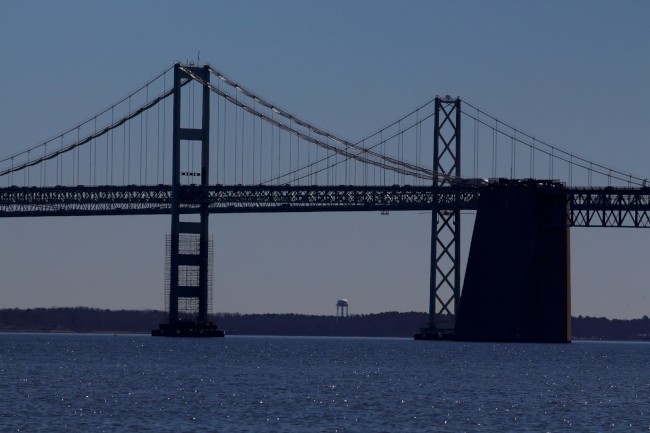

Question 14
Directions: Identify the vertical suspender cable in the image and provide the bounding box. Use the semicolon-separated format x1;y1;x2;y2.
416;113;421;185
325;137;334;185
531;137;535;178
270;116;274;183
106;129;110;185
108;108;112;185
396;126;400;185
307;130;311;183
234;103;238;183
399;131;406;185
390;126;394;185
372;140;374;185
122;117;126;185
223;100;227;183
162;73;167;184
332;140;339;185
257;113;264;185
494;121;498;178
252;111;256;184
140;105;144;185
296;134;300;185
381;131;385;186
92;117;96;185
77;127;80;185
344;130;348;184
513;130;517;179
145;84;149;184
59;136;63;185
43;144;47;186
363;140;367;185
510;134;514;179
72;130;75;184
474;109;479;179
325;138;329;185
492;122;497;178
157;91;160;184
216;88;220;184
315;134;319;184
241;107;245;184
127;98;131;184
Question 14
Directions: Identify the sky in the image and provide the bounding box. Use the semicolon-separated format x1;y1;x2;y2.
1;0;649;319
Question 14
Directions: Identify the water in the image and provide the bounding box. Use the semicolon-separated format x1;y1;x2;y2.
1;334;648;432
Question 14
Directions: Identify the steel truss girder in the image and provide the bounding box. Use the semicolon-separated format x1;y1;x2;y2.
567;188;650;227
0;185;481;217
1;185;649;227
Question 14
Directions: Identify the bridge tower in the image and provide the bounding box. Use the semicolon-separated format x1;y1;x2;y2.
416;96;462;339
153;63;224;337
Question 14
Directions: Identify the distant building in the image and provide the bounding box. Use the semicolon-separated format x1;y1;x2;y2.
336;299;349;318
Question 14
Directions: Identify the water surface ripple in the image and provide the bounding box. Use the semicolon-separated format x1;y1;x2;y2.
1;334;648;431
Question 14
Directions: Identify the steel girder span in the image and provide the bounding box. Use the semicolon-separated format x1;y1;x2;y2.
1;184;649;226
568;187;650;228
0;185;481;217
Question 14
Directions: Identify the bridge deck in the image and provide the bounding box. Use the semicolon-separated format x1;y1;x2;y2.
0;184;648;227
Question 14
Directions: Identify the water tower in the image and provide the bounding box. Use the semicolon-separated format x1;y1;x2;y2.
336;299;349;318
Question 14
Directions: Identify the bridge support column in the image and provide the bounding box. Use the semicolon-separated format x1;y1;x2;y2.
153;63;223;337
415;97;462;340
454;180;571;342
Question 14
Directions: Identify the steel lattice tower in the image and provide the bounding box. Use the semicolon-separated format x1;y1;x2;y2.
418;96;461;337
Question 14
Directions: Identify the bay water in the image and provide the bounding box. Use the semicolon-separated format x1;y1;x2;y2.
1;333;648;432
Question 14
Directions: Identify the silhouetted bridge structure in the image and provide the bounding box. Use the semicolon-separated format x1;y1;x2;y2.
1;184;649;225
1;63;648;341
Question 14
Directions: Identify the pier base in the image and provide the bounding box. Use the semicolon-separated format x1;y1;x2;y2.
415;180;571;343
151;321;225;337
413;329;455;341
455;180;571;343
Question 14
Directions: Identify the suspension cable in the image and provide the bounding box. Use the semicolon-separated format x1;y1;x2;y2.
180;65;436;181
202;65;434;177
0;65;174;165
0;79;190;178
461;100;646;186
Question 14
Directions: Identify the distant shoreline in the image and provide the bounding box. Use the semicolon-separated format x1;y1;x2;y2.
1;307;650;341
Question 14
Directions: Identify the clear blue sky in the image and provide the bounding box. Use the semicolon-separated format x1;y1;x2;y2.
1;0;649;318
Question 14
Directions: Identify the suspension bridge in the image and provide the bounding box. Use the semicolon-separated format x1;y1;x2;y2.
1;63;648;341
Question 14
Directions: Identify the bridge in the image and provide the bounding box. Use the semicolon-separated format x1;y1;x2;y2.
1;63;648;340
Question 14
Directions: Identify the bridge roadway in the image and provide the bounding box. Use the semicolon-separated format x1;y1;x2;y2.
0;184;648;227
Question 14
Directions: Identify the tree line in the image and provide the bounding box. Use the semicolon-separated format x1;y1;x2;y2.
1;307;649;340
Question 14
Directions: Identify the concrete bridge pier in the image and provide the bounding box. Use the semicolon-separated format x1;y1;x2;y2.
454;180;572;343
